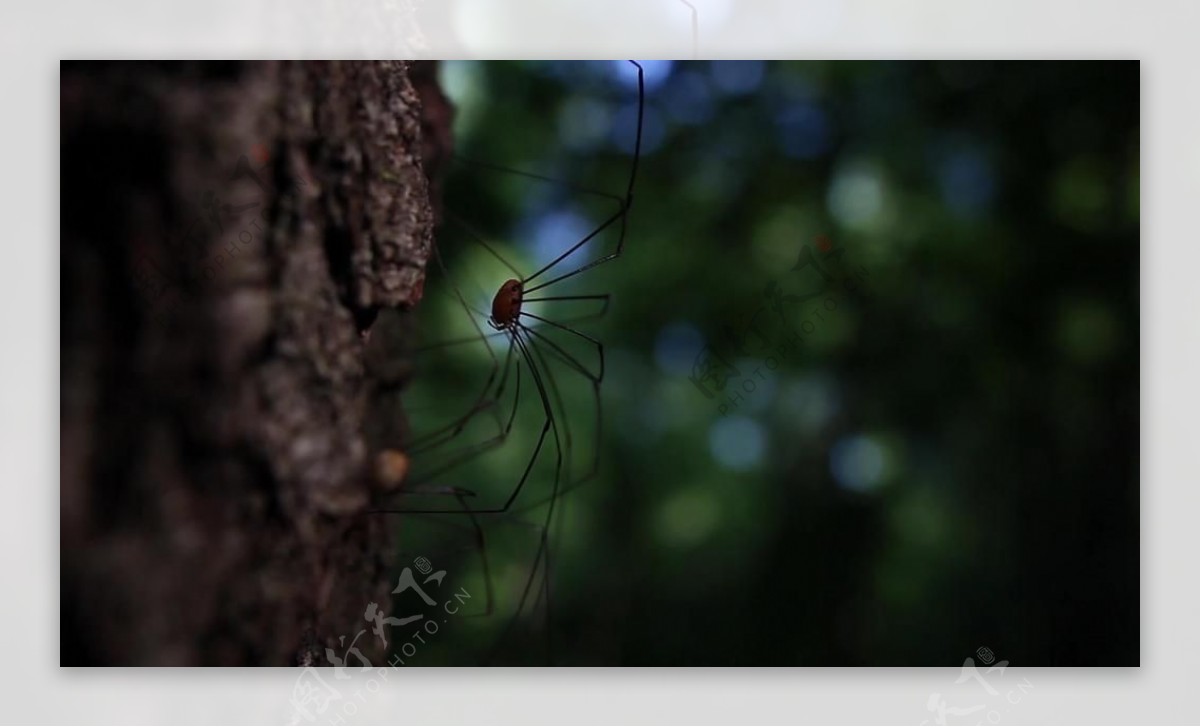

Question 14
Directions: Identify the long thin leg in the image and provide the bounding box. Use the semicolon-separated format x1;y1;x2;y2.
481;515;554;665
520;312;605;382
393;319;600;542
519;322;602;485
373;340;553;516
449;154;626;209
401;240;505;455
391;493;497;618
444;211;523;280
409;327;512;354
520;207;623;296
375;357;526;507
398;303;601;462
406;341;517;455
402;298;605;470
377;322;595;514
521;293;611;322
515;525;556;664
520;60;644;295
486;328;563;663
378;292;608;499
402;365;519;477
407;295;609;358
522;323;573;484
451;491;496;619
520;323;604;501
512;327;604;508
521;332;575;665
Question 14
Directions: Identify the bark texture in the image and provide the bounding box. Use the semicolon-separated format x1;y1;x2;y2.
60;61;443;665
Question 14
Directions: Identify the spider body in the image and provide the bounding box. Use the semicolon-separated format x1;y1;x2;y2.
490;278;523;329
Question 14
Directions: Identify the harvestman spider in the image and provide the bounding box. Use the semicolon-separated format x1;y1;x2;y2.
370;61;645;660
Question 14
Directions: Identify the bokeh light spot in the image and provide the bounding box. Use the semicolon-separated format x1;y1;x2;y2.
828;160;889;232
829;434;889;493
709;416;767;472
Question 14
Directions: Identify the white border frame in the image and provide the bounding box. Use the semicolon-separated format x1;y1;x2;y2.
7;0;1195;723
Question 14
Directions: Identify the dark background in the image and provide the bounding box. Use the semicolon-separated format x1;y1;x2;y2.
399;60;1139;666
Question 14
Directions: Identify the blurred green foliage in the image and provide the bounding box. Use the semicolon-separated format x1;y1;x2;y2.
389;61;1138;666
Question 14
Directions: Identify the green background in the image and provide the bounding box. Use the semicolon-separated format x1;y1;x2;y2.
388;60;1139;666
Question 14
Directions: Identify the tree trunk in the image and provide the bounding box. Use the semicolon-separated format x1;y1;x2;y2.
61;60;445;666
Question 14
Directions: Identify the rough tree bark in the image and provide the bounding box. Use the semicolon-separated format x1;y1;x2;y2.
61;61;449;666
